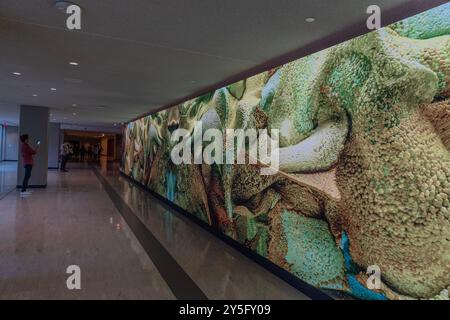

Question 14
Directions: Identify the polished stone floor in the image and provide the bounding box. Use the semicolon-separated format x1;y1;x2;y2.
0;163;308;300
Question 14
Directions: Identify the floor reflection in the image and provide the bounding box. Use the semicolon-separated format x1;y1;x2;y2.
101;163;309;300
0;167;175;299
0;161;310;299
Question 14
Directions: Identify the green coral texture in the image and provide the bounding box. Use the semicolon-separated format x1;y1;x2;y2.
121;4;450;300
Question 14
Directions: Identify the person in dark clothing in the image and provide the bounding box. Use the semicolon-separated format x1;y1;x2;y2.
87;144;93;160
80;145;86;161
93;144;99;161
20;134;39;197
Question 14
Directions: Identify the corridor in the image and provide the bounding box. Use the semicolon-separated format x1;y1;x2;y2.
0;166;308;300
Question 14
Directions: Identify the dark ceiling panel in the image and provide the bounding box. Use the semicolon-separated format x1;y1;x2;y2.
0;0;446;127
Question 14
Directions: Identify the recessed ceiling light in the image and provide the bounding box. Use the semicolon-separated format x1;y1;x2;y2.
13;72;21;76
51;88;56;91
72;113;77;116
69;61;79;66
72;104;77;107
305;17;316;23
54;1;76;12
32;94;38;97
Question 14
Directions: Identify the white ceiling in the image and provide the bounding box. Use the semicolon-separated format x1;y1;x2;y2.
0;0;445;129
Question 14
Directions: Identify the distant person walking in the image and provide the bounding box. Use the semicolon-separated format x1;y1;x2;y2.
93;144;99;161
20;134;39;197
87;144;93;160
98;144;103;159
60;142;71;172
80;145;86;161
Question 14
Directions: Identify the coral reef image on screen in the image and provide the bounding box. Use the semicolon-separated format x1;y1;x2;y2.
121;4;450;300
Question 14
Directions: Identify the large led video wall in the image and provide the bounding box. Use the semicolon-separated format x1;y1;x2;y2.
121;4;450;300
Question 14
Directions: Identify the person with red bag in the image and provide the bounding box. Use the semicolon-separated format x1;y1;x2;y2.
19;134;39;197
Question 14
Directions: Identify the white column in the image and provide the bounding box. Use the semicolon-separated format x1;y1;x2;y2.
17;105;49;188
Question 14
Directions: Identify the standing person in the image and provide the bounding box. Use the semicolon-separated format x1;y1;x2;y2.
69;143;74;157
20;134;39;197
60;141;70;172
98;144;103;160
93;144;99;161
87;144;93;160
73;143;79;161
80;145;86;161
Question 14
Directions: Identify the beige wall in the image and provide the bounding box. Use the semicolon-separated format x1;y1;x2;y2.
100;136;117;161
